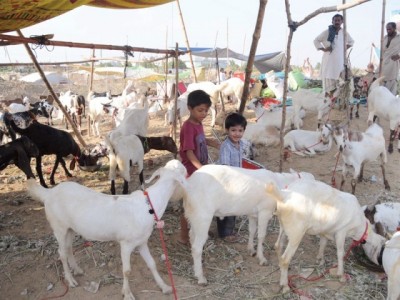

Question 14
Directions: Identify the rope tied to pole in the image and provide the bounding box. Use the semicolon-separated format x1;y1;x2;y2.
123;46;134;79
288;21;298;32
29;34;54;53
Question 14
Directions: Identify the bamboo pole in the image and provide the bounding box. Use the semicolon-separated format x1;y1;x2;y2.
238;0;268;115
174;43;179;142
215;50;226;112
89;49;95;91
16;30;87;148
379;0;386;77
0;33;186;56
175;0;197;82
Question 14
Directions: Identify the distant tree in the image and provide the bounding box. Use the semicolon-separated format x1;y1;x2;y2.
315;62;321;70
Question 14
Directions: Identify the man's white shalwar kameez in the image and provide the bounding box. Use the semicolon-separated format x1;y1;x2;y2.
382;33;400;95
314;29;354;95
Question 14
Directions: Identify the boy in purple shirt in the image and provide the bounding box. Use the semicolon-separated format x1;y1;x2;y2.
178;90;219;245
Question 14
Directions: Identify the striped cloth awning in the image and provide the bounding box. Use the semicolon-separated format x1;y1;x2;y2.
0;0;173;33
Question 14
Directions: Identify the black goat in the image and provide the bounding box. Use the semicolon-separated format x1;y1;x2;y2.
0;136;39;179
7;119;81;187
136;135;178;158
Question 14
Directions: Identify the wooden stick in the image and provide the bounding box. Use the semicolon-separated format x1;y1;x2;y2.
16;29;87;148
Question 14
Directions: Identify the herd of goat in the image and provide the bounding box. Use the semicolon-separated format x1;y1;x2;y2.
1;75;400;299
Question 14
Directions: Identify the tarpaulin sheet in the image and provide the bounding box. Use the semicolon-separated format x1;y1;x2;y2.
0;0;173;33
180;47;286;72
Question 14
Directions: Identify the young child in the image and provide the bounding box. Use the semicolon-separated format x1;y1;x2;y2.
178;90;219;245
217;112;247;242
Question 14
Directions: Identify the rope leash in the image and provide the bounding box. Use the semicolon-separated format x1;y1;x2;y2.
288;222;369;297
144;190;178;300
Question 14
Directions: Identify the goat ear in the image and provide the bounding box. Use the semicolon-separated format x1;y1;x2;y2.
69;158;76;170
145;168;163;184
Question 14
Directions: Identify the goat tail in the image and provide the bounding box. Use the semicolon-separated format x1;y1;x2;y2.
369;76;385;91
26;178;48;204
265;182;283;203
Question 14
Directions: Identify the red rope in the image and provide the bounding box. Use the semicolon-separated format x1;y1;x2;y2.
288;222;369;297
143;190;178;300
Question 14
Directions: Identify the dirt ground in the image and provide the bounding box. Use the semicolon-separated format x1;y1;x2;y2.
0;93;397;300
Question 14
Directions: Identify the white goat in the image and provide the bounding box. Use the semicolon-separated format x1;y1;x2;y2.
363;202;400;238
367;77;400;153
382;231;400;300
105;134;145;195
26;159;187;300
87;95;117;137
332;123;390;194
290;88;331;129
243;123;280;147
271;179;387;293
216;77;244;109
246;97;304;130
108;105;149;143
7;97;31;113
283;123;333;156
181;165;314;284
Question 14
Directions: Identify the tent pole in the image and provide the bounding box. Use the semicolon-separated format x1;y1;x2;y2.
89;49;95;91
174;43;179;142
379;0;386;77
176;0;197;82
16;29;87;148
215;50;225;112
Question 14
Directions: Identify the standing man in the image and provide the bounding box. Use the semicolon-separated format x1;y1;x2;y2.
381;22;400;95
314;14;354;97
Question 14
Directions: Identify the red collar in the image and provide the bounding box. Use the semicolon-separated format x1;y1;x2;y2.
353;222;369;246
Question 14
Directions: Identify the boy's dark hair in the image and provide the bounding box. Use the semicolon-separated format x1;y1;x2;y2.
225;112;247;130
187;90;212;109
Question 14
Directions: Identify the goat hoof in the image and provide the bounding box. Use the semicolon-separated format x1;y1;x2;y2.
50;180;56;185
388;145;394;153
162;285;172;294
258;258;268;266
355;113;360;118
197;277;208;286
281;285;290;294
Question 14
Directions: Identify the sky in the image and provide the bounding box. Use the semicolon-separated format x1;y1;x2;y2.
1;0;400;69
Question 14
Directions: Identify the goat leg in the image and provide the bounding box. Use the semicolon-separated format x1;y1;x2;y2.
110;180;116;195
36;156;48;188
388;130;395;154
59;157;73;178
50;157;61;185
358;163;365;182
122;180;129;195
351;178;356;195
381;164;390;191
339;174;345;191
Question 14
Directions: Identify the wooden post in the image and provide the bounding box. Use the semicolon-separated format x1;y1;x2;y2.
379;0;386;77
238;0;268;115
16;29;87;148
174;43;179;142
89;49;95;91
176;0;198;82
215;50;226;112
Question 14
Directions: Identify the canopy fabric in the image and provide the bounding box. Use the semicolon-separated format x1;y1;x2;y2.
182;47;286;72
0;0;173;33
